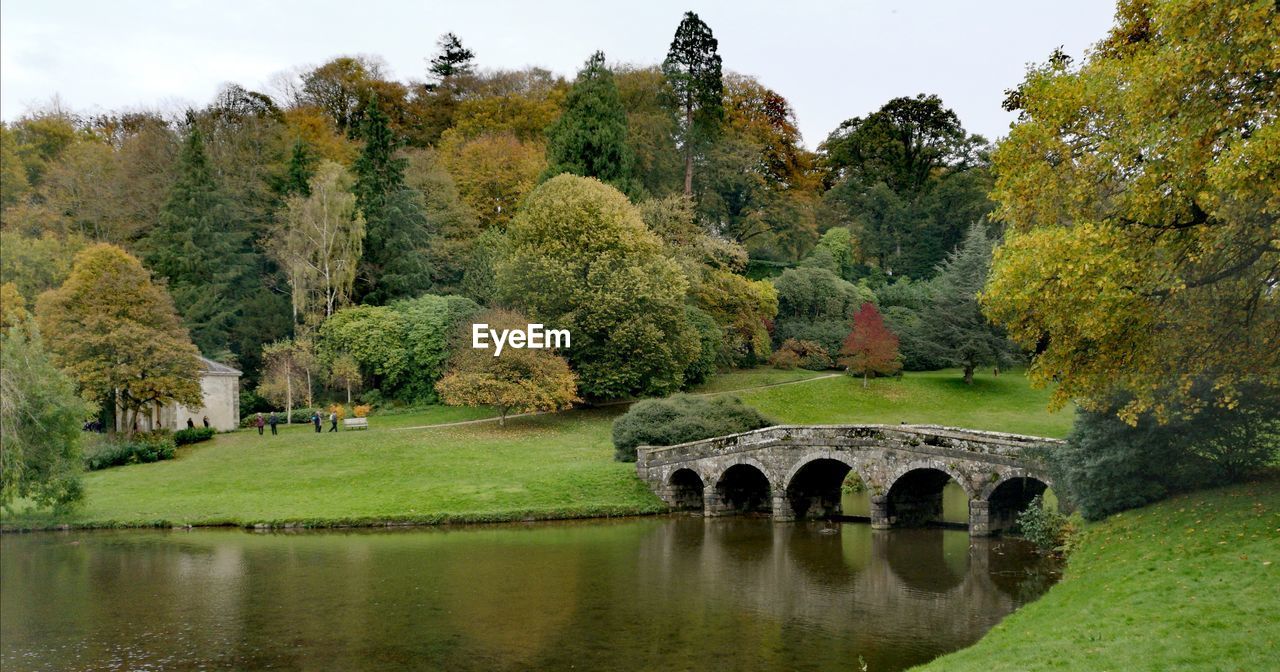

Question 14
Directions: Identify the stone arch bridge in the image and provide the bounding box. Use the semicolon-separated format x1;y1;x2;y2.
636;424;1062;536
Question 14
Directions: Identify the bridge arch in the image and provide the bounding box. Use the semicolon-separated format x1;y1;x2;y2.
781;451;875;521
982;473;1051;534
882;462;973;529
709;458;775;515
665;468;705;511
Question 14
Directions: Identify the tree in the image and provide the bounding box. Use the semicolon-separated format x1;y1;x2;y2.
496;175;698;399
839;302;901;387
427;33;476;88
691;268;777;365
390;294;481;402
317;305;408;393
35;244;202;436
327;353;362;404
352;99;431;303
1;322;90;512
270;161;365;329
436;309;579;426
983;0;1279;421
662;11;724;196
928;222;1013;384
258;339;311;421
143;124;253;358
440;132;545;231
772;266;874;356
543;51;636;194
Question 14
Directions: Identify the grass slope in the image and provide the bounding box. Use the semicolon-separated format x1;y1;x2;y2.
3;368;1067;529
914;476;1280;671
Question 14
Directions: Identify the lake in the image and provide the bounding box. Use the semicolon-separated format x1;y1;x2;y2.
1;517;1059;671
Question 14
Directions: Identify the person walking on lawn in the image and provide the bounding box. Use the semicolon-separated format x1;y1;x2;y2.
268;412;279;435
255;413;265;436
329;411;338;432
312;411;322;433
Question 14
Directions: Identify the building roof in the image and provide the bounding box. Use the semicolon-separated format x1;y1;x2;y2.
199;356;242;377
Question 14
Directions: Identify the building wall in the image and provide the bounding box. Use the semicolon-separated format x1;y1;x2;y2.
162;373;240;431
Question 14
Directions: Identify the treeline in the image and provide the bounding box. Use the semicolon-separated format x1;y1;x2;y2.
1;12;1001;415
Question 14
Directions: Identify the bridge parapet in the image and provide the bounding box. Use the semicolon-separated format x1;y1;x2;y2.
635;424;1064;537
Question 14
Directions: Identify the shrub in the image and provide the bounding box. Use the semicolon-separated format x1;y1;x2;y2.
1041;384;1280;521
83;432;176;471
771;338;832;371
173;427;215;445
770;349;800;369
353;404;372;418
611;395;773;462
1016;495;1075;553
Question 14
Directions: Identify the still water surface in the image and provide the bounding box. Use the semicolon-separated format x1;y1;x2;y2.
1;517;1059;671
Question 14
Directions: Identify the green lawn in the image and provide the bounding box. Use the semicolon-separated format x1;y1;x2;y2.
914;476;1280;672
2;367;1068;529
740;369;1074;438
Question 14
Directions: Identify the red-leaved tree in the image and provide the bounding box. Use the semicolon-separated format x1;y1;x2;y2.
839;302;902;387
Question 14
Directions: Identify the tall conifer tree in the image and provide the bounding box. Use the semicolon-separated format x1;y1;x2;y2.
544;51;636;195
663;12;724;197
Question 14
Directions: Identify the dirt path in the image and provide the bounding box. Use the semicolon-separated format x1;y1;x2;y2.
391;373;841;432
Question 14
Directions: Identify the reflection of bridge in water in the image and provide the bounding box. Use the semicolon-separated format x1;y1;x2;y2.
634;518;1059;671
636;425;1062;536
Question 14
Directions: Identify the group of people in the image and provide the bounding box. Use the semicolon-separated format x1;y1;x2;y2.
253;411;340;435
185;416;211;430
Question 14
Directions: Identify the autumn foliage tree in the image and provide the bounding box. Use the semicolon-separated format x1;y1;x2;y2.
435;309;579;426
983;0;1280;421
35;244;202;435
839;302;901;387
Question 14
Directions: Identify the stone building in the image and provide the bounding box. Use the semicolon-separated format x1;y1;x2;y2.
122;356;242;432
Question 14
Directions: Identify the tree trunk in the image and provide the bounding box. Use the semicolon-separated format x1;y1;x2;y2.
863;370;869;388
286;374;293;424
499;409;507;427
346;382;351;405
963;365;974;385
683;106;694;197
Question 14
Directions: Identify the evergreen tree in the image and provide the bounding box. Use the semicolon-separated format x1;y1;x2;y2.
543;51;636;195
925;222;1013;384
144;124;251;357
353;99;431;304
662;11;724;197
427;33;475;88
279;138;318;198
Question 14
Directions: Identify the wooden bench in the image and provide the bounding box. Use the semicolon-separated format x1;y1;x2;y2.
343;417;369;430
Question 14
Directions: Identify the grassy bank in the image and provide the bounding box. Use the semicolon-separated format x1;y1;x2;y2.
2;368;1067;530
915;476;1280;671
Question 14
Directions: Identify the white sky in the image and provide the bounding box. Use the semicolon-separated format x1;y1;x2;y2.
1;0;1118;147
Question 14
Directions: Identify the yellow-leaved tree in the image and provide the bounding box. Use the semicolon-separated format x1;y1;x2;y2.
35;243;202;436
982;0;1279;422
436;309;579;427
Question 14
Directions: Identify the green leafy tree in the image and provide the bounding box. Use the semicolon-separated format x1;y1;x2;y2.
663;11;724;196
389;294;481;401
772;266;874;356
317;305;408;393
496;174;698;399
327;352;362;404
983;0;1279;421
544;51;636;194
927;222;1013;384
353;99;431;303
270;160;365;328
436;309;579;426
143;125;253;357
35;244;202;436
1;323;90;511
258;338;312;421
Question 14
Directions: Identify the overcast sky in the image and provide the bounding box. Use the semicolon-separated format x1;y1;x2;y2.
1;0;1117;147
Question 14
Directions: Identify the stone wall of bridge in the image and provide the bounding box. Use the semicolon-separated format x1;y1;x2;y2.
636;424;1062;536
